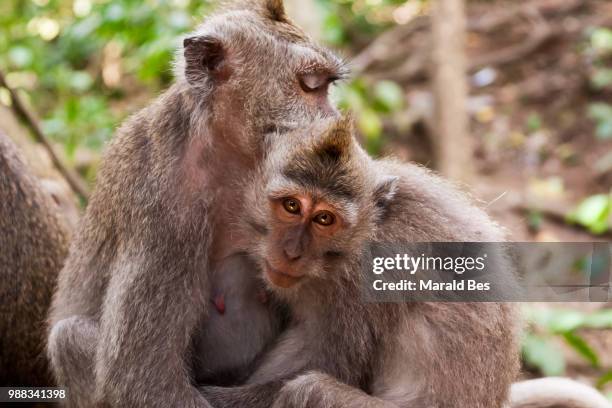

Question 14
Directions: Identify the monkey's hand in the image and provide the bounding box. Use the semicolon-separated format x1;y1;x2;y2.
200;381;284;408
272;372;397;408
272;372;334;408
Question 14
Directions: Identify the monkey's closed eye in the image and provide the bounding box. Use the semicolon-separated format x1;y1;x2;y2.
299;73;334;93
313;211;335;226
282;198;301;214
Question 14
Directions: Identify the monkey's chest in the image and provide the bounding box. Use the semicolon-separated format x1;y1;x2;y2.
191;253;282;386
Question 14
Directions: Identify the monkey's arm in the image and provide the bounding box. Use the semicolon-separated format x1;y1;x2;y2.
199;329;312;408
95;251;212;407
200;381;284;408
202;372;400;408
271;371;398;408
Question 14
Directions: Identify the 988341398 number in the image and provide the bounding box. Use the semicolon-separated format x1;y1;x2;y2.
1;387;67;402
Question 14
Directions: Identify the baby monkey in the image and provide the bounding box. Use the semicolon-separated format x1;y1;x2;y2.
201;115;519;408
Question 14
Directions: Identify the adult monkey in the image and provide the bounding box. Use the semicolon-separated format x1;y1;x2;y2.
0;131;71;387
47;1;345;406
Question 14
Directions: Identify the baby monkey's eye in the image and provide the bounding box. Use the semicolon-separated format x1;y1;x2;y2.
313;211;335;226
282;198;301;214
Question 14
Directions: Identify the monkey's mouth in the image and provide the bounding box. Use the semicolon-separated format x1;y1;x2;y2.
264;262;304;289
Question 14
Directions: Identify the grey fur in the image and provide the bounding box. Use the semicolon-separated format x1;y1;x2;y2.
47;1;343;406
192;253;285;386
200;117;521;408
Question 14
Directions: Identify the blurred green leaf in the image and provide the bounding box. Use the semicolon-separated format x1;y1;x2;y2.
591;68;612;90
522;334;565;376
322;11;345;45
0;0;213;157
588;103;612;140
597;371;612;389
596;121;612;139
527;210;543;232
338;84;365;111
522;305;554;327
548;310;585;333
8;46;34;68
373;80;404;113
591;28;612;54
563;331;599;368
567;194;610;234
358;109;383;155
584;310;612;329
526;113;542;132
359;109;383;138
69;71;93;92
105;3;125;22
168;10;190;30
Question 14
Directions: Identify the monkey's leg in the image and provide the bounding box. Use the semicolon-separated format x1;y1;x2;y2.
47;316;98;407
200;381;284;408
95;256;212;408
271;372;397;408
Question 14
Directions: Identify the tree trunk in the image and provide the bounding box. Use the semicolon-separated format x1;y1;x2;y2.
431;0;473;183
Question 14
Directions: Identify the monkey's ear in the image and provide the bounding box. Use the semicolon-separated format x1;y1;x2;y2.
183;35;228;85
373;175;399;216
262;0;288;22
315;115;354;159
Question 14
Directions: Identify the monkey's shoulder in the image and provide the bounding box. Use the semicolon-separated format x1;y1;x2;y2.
374;159;506;242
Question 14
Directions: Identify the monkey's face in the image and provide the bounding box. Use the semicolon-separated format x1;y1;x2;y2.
180;4;347;152
242;116;398;293
215;26;346;144
259;191;362;290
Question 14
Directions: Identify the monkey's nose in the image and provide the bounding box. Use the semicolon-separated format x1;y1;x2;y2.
283;249;301;262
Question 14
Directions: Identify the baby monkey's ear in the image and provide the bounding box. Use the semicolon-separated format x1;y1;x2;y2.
232;0;288;23
315;114;354;160
373;175;399;217
183;35;229;86
262;0;288;22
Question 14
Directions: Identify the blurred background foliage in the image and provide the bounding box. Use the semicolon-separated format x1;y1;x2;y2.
0;0;212;159
0;0;413;165
0;0;611;397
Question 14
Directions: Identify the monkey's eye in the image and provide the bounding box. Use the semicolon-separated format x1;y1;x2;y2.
313;211;335;226
299;73;333;93
282;198;301;214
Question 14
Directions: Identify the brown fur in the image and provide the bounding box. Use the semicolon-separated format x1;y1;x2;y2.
0;131;71;387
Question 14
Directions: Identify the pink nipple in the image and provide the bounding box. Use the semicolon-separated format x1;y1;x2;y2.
213;294;225;315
